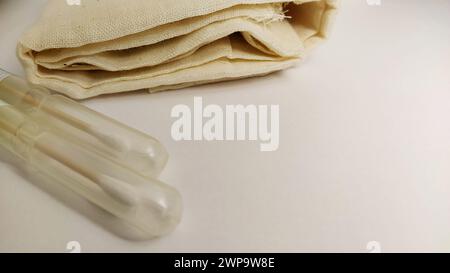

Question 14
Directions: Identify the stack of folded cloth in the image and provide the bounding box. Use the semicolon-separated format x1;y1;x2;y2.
18;0;338;99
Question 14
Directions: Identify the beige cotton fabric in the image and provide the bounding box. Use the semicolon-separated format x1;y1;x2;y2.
18;0;338;99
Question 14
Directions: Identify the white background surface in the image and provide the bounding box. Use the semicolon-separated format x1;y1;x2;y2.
1;0;449;252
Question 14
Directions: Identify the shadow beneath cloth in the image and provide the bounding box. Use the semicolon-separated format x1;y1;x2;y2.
0;145;159;242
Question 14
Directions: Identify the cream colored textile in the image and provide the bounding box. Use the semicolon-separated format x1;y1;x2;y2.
18;0;338;99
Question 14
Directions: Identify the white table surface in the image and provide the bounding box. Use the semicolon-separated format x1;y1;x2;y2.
0;0;449;253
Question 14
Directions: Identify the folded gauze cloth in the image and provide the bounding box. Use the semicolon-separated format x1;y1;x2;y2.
18;0;338;99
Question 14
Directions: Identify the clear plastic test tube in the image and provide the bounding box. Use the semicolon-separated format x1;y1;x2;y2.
0;99;182;239
0;69;168;177
0;69;182;239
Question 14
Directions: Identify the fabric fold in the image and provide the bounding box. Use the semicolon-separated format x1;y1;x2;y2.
18;0;338;99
